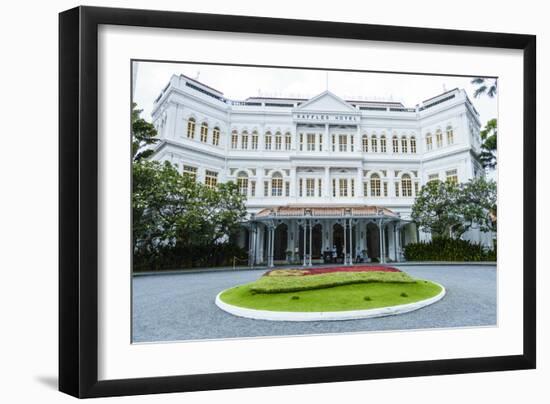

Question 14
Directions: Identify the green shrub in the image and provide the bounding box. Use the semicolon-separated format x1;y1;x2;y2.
400;292;408;297
363;296;372;301
133;242;248;271
403;237;496;262
291;296;300;300
249;271;416;294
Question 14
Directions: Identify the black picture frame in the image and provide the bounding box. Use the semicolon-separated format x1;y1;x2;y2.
59;5;536;398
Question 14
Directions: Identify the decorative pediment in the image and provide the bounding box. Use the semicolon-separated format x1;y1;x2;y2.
296;91;357;113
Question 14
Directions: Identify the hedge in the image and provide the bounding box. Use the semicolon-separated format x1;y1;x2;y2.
249;271;416;294
404;237;496;262
133;242;248;272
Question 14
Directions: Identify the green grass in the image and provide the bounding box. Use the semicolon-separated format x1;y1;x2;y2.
220;280;442;312
249;271;416;293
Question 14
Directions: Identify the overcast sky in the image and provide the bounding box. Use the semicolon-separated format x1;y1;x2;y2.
133;61;497;125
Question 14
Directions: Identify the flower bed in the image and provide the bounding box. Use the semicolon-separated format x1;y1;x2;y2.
265;265;401;277
251;270;415;293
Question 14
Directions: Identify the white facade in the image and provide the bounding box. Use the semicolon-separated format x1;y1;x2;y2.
150;73;489;265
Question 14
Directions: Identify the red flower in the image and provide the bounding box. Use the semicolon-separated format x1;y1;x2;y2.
303;266;401;276
264;265;401;277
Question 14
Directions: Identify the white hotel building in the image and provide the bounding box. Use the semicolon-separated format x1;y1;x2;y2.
149;73;489;267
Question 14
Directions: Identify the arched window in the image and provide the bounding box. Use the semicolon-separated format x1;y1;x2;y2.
370;173;381;197
200;122;208;142
251;131;258;150
380;135;387;153
392;136;399;153
187;117;196;139
265;131;272;150
212;127;220;146
426;133;433;151
285;132;292;150
410;136;417;153
241;131;248;150
446;125;454;145
231;131;238;149
371;135;378;153
362;135;368;152
436;129;443;148
271;172;283;196
401;174;412;197
401;136;408;153
237;172;248;195
275;132;282;150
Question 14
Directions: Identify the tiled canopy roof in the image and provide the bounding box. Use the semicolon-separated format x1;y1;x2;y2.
254;205;400;220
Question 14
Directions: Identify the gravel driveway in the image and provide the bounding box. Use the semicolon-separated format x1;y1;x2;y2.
132;265;496;343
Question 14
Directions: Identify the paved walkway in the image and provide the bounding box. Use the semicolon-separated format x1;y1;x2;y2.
132;265;496;343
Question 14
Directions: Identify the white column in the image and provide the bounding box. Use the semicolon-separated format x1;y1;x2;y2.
396;223;401;261
383;224;387;263
256;225;263;264
343;220;347;265
324;167;330;199
328;220;334;251
269;226;275;268
325;124;330;154
309;220;313;266
164;103;178;140
293;123;299;151
364;221;369;261
356;167;363;198
266;226;271;267
353;223;363;257
290;167;297;198
378;220;384;264
303;222;307;266
257;166;264;198
249;225;255;267
348;219;353;265
286;221;292;263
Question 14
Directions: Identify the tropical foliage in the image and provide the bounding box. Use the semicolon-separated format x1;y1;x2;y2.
471;78;498;170
479;118;497;169
404;237;496;262
131;105;248;271
471;77;498;98
132;102;158;161
412;177;496;238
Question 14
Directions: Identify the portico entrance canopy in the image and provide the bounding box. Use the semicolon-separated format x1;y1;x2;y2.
246;205;411;267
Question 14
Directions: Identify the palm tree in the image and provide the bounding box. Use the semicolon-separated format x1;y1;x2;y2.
132;102;158;161
471;77;498;98
479;119;497;169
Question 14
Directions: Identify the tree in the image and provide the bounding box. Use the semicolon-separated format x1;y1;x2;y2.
458;177;497;233
412;180;462;238
470;78;498;170
412;177;497;239
479;118;497;169
132;102;158;161
471;77;498;98
132;160;247;269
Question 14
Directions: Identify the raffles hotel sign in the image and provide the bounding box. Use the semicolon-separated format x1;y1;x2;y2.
293;112;360;124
